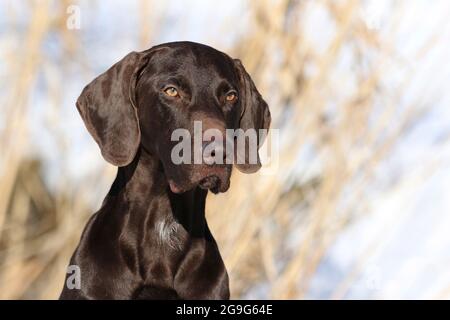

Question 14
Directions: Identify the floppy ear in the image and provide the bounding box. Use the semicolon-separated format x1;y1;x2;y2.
234;59;271;173
76;51;151;166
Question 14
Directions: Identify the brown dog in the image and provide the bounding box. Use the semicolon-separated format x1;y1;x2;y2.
60;42;271;299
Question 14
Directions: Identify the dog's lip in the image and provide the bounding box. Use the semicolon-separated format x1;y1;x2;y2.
198;175;220;192
168;180;184;193
168;173;230;194
200;174;230;194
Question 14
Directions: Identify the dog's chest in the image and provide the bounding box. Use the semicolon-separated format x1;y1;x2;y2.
155;216;186;251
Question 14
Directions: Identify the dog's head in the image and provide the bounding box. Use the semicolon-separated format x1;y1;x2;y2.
76;42;271;194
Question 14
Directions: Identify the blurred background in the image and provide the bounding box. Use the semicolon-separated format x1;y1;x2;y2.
1;0;450;299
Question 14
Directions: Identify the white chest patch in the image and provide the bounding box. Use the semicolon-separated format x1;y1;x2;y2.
156;217;182;250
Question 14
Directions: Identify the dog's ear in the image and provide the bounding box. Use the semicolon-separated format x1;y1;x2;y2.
76;51;152;166
233;59;271;173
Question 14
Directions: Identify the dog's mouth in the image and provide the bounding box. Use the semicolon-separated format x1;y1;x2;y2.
168;166;231;194
198;175;221;193
169;175;225;194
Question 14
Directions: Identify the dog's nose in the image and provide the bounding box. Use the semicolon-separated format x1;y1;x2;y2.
202;139;226;165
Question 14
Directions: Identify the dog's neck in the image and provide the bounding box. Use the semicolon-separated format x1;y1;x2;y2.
109;148;211;238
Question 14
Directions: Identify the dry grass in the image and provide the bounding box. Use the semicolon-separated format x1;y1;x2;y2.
0;0;446;299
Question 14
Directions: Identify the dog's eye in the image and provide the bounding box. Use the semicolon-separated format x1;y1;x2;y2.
164;87;179;97
225;91;237;102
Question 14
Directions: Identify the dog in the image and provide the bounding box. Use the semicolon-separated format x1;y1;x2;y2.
59;41;271;299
